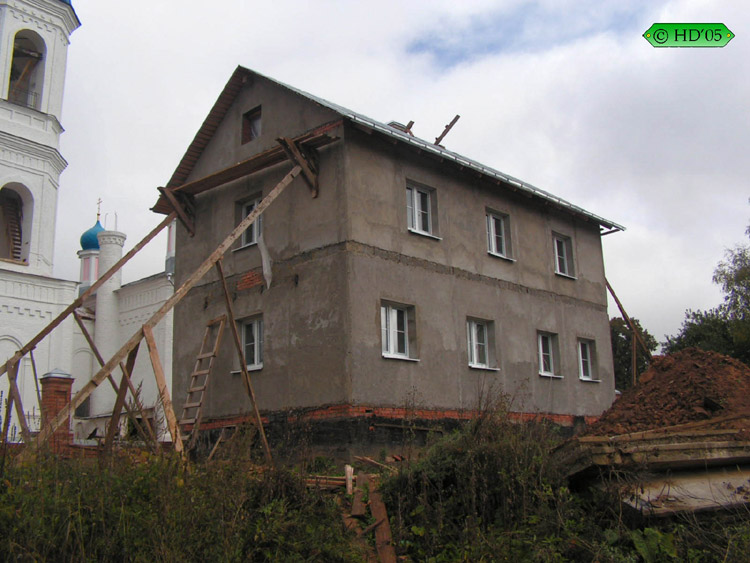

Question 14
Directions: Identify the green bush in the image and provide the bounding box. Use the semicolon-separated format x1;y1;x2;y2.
0;452;364;562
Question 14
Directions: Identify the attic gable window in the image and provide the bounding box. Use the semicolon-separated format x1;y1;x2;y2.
241;106;262;144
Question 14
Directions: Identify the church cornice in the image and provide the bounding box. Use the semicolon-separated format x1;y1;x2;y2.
1;0;80;37
0;129;68;177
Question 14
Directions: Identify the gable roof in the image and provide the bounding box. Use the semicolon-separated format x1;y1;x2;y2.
158;65;624;233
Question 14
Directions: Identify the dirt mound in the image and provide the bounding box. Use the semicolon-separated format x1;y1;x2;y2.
586;348;750;436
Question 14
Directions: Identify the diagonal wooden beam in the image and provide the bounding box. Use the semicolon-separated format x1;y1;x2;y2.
277;137;318;198
29;350;41;411
606;278;652;359
1;363;16;444
19;166;302;458
151;121;340;213
215;259;272;464
5;361;31;443
103;343;141;454
158;187;195;237
1;212;177;380
143;325;183;457
73;310;157;446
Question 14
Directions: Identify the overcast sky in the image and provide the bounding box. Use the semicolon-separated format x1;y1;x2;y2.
53;0;748;346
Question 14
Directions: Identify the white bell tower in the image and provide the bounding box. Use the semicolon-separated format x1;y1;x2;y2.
0;0;79;275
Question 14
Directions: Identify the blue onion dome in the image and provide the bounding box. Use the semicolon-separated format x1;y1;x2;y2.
80;220;104;250
57;0;73;5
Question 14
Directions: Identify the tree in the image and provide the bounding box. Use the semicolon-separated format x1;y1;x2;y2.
665;218;750;365
610;317;658;391
663;308;737;357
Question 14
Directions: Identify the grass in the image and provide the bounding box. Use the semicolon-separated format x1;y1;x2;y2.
0;450;364;562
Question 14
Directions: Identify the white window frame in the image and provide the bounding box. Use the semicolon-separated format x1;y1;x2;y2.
406;185;437;237
242;316;263;370
381;302;417;360
538;332;561;378
467;319;499;370
486;211;513;260
240;197;262;248
578;339;598;381
553;234;575;278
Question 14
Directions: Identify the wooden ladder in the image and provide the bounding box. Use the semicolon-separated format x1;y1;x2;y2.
179;315;226;450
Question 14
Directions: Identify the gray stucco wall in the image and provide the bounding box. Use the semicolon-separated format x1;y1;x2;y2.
172;75;616;422
341;129;615;416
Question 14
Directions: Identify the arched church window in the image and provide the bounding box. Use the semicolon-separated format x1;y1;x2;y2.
8;30;46;110
0;184;32;263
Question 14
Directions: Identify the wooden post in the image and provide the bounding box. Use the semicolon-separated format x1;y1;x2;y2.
103;344;141;454
606;278;652;359
215;260;272;464
345;464;354;495
1;212;176;380
1;368;14;444
20;166;300;457
73;310;157;446
143;325;184;457
6;361;31;443
30;350;41;411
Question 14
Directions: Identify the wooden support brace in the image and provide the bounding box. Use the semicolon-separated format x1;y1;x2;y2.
158;187;195;237
215;259;273;464
30;350;41;411
277;137;318;197
6;360;31;443
1;212;177;380
20;167;301;458
606;278;652;360
435;114;460;146
73;310;157;447
1;364;15;445
143;325;184;456
103;343;141;454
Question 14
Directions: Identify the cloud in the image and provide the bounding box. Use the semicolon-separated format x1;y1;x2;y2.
53;0;748;343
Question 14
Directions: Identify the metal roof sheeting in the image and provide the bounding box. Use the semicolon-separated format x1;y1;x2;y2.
162;66;624;232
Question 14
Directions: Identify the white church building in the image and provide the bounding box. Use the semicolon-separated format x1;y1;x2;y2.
0;0;174;443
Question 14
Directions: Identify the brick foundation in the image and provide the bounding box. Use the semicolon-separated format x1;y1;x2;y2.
188;403;600;431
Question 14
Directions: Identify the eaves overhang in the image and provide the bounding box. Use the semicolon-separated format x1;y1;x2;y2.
158;65;624;234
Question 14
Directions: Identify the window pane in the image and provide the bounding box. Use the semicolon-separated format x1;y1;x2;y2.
244;322;255;365
406;188;414;229
381;305;389;353
556;239;567;274
396;308;407;354
243;201;258;245
486;215;493;251
540;335;552;372
476;323;487;365
418;191;430;232
257;320;263;364
493;216;505;255
580;342;591;378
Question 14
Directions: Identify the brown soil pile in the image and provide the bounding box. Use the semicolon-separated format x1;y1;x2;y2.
586;348;750;436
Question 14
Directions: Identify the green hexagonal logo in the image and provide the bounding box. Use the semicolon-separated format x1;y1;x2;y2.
643;23;734;48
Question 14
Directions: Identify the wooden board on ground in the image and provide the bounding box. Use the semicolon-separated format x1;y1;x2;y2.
367;474;397;563
351;471;367;518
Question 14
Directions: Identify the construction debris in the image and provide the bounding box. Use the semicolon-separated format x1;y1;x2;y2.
585;348;750;436
558;348;750;516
